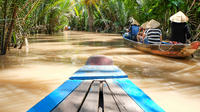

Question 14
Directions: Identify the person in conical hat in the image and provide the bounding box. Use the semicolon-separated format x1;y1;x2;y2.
136;21;148;42
170;11;189;23
128;17;140;41
169;11;191;43
140;21;148;28
130;18;140;26
145;19;160;29
129;17;140;25
141;19;162;44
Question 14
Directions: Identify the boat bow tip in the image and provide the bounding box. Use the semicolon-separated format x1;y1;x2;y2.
191;41;200;49
86;55;113;65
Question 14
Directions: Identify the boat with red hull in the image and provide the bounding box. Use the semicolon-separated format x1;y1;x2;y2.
123;35;200;58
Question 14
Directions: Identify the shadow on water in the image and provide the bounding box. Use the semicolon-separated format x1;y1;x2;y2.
115;57;200;97
103;51;145;55
72;39;125;48
29;36;68;43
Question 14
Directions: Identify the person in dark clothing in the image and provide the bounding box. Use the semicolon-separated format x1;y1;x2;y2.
170;22;191;43
169;11;191;43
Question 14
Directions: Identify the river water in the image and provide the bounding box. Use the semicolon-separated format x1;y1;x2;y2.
0;31;200;112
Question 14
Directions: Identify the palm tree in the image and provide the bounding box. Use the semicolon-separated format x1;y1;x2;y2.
81;0;98;32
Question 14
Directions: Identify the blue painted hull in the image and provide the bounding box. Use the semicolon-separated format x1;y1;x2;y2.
28;65;165;112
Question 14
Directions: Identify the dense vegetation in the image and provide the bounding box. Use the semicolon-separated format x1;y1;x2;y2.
0;0;199;55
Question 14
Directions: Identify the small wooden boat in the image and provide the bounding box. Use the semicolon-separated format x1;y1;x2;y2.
123;35;200;58
28;56;164;112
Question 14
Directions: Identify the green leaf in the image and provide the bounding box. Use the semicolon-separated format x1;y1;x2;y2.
74;7;79;17
12;32;17;44
198;7;200;12
148;9;153;13
171;1;178;6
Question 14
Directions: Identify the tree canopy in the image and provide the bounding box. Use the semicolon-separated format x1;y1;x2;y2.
0;0;200;54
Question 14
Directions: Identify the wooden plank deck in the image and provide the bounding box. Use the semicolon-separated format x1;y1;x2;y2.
103;81;120;112
52;80;144;112
79;81;100;112
106;80;144;112
52;80;93;112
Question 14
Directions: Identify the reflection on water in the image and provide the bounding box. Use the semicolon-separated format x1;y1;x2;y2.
0;31;200;112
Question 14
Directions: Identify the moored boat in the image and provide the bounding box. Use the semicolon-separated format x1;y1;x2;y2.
123;35;200;58
28;55;164;112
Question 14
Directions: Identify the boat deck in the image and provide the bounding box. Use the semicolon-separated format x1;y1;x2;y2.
52;80;143;112
28;65;164;112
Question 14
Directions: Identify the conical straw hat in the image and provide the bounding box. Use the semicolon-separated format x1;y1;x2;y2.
141;21;149;28
129;17;140;25
170;11;189;23
145;19;160;28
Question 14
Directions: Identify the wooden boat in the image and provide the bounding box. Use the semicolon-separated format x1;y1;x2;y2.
28;56;164;112
123;35;200;58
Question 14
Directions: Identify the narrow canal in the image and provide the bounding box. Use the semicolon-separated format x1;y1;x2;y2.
0;31;200;112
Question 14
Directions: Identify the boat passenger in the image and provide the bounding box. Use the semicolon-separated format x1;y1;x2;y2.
143;19;162;44
123;29;131;39
169;11;191;43
128;17;140;41
136;21;148;42
137;27;146;42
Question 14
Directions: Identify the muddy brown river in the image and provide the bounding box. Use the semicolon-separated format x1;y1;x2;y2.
0;31;200;112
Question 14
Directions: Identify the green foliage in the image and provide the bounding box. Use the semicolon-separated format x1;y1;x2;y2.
1;0;200;54
0;0;73;54
198;7;200;12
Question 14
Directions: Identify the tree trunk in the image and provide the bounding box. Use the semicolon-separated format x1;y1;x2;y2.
3;3;18;55
88;5;94;32
194;24;200;40
1;0;8;55
188;0;196;12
